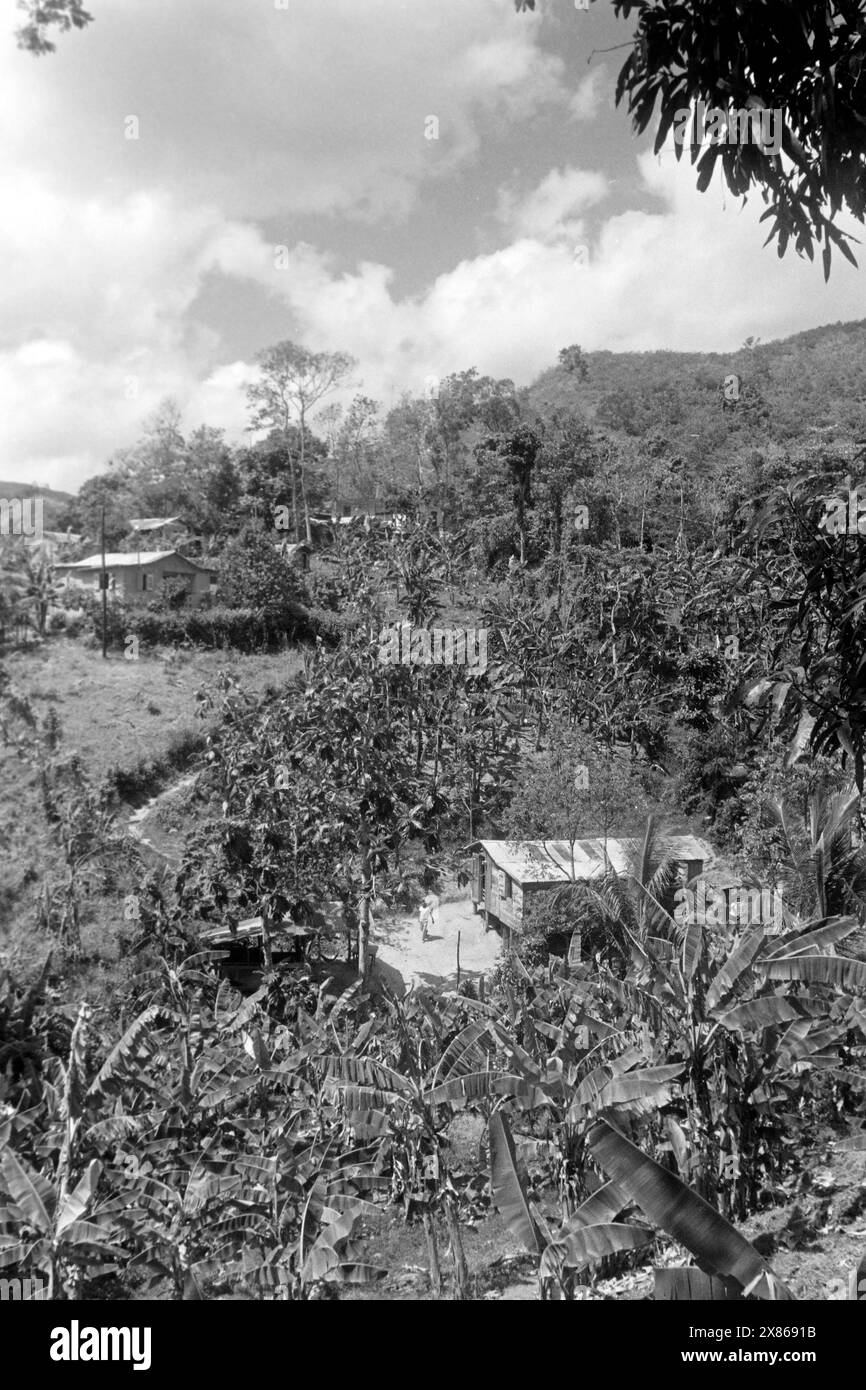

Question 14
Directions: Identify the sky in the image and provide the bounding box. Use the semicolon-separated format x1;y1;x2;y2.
2;0;866;492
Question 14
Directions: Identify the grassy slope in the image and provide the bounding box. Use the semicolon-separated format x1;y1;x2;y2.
0;636;305;982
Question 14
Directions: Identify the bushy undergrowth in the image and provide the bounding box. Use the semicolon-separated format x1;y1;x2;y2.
103;726;205;801
125;602;316;651
1;887;864;1301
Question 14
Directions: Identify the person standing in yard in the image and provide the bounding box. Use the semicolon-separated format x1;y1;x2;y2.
419;890;439;941
419;897;431;941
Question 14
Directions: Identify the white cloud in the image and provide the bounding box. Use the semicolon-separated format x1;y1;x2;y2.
497;166;609;241
568;65;608;121
0;0;570;224
8;145;866;488
2;0;864;495
235;146;866;396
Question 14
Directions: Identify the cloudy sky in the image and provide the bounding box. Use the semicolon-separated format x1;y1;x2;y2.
3;0;865;491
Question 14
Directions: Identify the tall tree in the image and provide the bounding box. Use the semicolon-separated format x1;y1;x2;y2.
246;342;356;542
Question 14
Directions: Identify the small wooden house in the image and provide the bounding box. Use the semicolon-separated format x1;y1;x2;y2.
127;516;185;542
53;550;217;605
467;836;713;946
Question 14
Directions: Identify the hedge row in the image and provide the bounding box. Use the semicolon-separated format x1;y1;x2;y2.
124;603;318;651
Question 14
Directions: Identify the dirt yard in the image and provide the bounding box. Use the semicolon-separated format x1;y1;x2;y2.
371;893;501;993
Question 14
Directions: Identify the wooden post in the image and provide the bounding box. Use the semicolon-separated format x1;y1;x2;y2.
456;930;461;990
100;503;108;659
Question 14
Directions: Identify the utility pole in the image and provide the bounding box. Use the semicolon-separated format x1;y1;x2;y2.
100;503;108;659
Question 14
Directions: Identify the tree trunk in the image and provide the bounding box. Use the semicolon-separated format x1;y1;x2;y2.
358;843;372;979
422;1208;442;1298
260;909;274;974
443;1194;469;1299
290;453;299;541
299;406;312;543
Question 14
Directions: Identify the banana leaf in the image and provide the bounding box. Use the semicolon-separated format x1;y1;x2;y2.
322;1055;412;1093
433;1021;495;1083
0;1147;52;1233
762;954;866;991
655;1267;742;1300
762;915;860;960
705;928;766;1013
489;1111;546;1254
55;1160;101;1236
587;1119;794;1299
427;1071;549;1108
543;1222;652;1276
718;994;826;1033
562;1179;629;1232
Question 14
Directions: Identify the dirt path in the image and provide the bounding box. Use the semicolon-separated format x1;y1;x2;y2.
126;773;199;868
372;894;500;993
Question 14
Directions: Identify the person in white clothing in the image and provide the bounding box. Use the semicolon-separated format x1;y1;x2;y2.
419;891;439;941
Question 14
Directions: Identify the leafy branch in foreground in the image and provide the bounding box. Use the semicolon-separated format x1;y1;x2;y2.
515;0;866;277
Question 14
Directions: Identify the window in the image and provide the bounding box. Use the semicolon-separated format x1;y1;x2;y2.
504;875;513;900
141;573;149;591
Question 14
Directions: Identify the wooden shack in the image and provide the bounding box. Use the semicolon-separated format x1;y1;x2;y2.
467;836;712;947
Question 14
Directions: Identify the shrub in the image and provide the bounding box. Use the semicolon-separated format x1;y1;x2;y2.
104;727;205;800
219;525;311;612
79;593;127;647
125;603;317;652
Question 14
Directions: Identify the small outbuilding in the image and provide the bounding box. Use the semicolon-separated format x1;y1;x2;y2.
278;539;312;571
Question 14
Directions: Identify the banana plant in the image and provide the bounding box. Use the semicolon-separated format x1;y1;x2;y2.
0;1149;130;1298
587;1119;794;1300
488;1109;653;1300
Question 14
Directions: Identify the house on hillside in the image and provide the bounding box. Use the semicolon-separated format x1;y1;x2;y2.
127;516;185;541
36;530;84;562
53;550;217;605
466;835;713;946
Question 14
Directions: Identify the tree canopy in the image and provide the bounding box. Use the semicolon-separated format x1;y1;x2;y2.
516;0;866;278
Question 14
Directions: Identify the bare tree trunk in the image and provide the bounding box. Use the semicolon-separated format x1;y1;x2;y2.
299;406;312;543
290;455;300;541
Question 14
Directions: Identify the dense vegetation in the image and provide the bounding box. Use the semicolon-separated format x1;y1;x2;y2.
3;320;866;1298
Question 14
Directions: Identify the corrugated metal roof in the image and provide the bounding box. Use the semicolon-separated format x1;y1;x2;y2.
128;517;182;532
54;550;214;571
470;836;713;886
